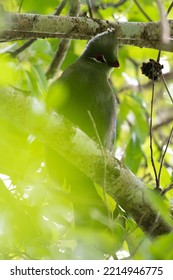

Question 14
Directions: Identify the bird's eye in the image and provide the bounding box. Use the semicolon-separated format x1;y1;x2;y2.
94;53;106;63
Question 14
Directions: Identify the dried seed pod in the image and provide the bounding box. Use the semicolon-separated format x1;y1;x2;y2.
141;59;163;81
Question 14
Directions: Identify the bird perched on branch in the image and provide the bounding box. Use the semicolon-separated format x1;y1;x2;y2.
46;29;119;228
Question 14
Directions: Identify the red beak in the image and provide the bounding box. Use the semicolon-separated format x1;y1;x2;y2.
109;60;120;68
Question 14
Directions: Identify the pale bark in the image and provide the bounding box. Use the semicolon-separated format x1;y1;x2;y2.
0;11;173;52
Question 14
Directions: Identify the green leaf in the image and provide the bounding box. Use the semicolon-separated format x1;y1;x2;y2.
95;183;116;213
125;134;143;173
146;188;173;227
150;233;173;259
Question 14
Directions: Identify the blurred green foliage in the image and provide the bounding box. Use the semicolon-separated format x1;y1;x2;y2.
0;0;173;259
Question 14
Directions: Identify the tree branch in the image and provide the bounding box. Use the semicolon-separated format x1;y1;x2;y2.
0;88;172;236
1;11;173;52
46;0;80;79
10;0;69;57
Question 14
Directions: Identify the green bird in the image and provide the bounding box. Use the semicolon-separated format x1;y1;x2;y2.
46;29;119;228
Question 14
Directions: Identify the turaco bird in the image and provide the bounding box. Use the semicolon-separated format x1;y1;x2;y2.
46;29;119;228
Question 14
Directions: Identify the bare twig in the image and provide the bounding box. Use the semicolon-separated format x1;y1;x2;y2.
97;0;128;9
18;0;24;13
133;0;153;21
46;0;80;79
166;1;173;16
46;39;71;79
112;0;128;8
162;182;173;196
54;0;68;16
157;50;161;62
10;0;68;57
153;116;173;130
148;1;173;191
11;39;36;57
157;127;173;188
86;0;93;18
149;78;159;188
161;74;173;103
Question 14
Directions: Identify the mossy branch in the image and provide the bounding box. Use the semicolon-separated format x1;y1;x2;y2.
0;88;172;236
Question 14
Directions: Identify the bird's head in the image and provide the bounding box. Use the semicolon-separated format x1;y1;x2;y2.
80;29;119;68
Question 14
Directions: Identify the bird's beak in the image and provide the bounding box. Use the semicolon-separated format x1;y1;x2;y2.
109;60;120;68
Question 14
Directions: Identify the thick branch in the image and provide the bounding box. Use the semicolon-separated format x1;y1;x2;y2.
1;12;173;52
0;88;172;236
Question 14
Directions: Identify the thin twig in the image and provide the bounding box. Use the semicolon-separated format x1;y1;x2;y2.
54;0;68;16
161;74;173;103
157;50;161;62
46;0;80;79
133;0;153;21
149;2;173;190
10;0;68;57
18;0;24;13
11;39;36;57
166;1;173;16
157;127;173;188
46;39;71;79
162;182;173;196
149;78;159;188
86;0;93;18
112;0;128;8
98;0;128;9
153;117;173;131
